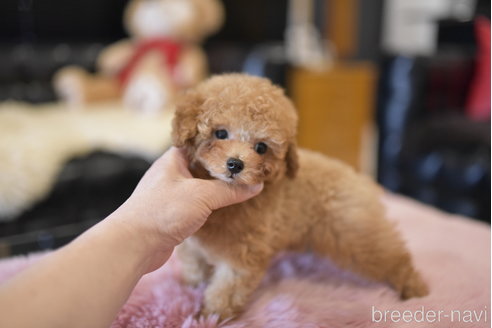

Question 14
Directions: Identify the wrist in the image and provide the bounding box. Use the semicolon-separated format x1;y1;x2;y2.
104;205;175;273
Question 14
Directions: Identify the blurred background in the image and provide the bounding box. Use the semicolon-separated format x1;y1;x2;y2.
0;0;490;257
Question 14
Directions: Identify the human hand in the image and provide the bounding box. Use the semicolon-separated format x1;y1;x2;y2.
111;147;263;272
0;147;262;328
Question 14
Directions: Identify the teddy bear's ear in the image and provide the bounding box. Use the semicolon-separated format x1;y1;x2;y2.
197;0;225;37
286;141;299;179
171;90;203;147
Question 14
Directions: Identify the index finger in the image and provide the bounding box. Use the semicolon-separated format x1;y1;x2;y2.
157;147;193;178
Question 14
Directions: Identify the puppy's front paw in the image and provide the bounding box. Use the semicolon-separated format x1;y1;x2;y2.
181;270;206;287
199;305;237;323
400;272;430;300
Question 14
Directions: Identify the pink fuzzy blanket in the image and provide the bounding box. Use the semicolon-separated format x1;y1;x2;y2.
0;194;489;327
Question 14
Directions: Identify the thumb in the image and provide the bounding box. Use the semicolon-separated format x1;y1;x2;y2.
200;180;263;210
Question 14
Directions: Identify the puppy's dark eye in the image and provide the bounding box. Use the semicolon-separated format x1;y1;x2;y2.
255;142;268;154
215;129;228;139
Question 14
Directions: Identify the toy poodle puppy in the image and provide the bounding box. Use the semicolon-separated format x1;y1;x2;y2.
172;73;429;320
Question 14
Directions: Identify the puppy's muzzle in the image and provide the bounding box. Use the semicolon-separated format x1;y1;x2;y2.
227;158;244;174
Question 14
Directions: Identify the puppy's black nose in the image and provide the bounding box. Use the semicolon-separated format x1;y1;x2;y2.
226;158;244;174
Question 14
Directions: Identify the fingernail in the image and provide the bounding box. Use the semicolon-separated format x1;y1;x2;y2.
248;183;263;194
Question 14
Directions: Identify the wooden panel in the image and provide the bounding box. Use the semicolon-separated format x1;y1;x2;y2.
326;0;358;58
288;62;377;171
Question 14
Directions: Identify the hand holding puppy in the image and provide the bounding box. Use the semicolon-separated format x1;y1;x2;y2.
0;146;262;328
113;146;263;272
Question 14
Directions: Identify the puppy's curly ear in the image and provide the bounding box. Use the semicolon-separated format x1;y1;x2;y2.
286;142;299;179
172;90;202;147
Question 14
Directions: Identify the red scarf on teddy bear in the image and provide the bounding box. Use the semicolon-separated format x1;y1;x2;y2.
117;38;183;87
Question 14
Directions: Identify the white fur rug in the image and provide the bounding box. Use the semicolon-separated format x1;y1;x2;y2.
0;102;173;220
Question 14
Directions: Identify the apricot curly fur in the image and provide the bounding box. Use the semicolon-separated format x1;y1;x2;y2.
172;74;429;321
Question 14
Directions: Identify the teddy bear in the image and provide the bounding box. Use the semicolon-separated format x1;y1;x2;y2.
53;0;224;114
